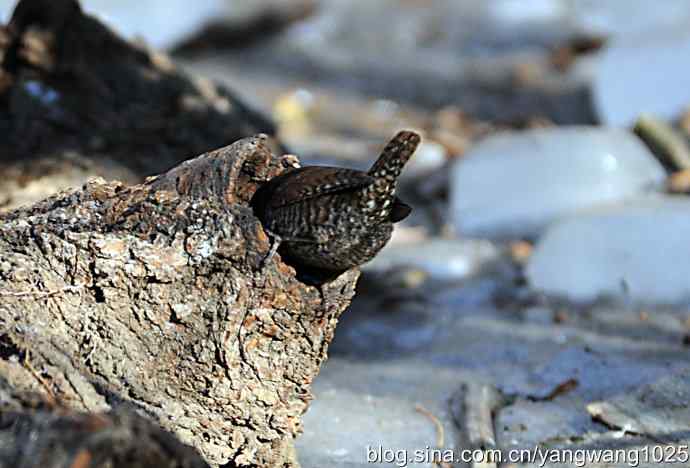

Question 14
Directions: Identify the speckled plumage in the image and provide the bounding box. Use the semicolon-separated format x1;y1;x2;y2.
254;131;421;271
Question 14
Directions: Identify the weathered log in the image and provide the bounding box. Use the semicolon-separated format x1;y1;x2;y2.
0;134;360;466
0;0;276;211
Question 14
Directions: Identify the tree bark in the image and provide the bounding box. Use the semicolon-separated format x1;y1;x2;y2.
0;134;360;467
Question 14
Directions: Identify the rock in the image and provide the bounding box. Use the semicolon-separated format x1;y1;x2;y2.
571;0;690;39
450;127;665;239
586;368;690;436
363;238;502;281
593;26;690;126
296;358;461;468
526;196;690;304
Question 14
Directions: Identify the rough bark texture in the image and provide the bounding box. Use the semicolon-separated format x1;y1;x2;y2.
0;134;360;467
0;0;276;211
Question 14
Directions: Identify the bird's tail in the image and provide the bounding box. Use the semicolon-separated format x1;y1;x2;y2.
361;130;420;219
368;130;421;180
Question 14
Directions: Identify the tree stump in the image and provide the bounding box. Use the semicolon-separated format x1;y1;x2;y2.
0;134;360;466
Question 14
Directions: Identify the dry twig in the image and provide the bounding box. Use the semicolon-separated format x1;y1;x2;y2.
415;404;452;468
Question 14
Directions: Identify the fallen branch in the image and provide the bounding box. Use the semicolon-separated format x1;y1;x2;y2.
450;382;503;468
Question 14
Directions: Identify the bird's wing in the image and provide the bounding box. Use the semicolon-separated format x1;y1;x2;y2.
389;197;412;222
268;166;374;209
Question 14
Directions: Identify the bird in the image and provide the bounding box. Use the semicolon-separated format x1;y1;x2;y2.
253;130;421;274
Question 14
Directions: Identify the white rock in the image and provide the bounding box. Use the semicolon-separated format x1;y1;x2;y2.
527;196;690;304
570;0;690;39
363;238;501;280
450;127;665;239
593;26;690;127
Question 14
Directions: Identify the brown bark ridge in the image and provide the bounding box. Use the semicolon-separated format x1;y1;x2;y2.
0;134;360;467
0;0;276;211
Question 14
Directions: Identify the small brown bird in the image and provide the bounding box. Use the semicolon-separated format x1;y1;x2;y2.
253;130;421;273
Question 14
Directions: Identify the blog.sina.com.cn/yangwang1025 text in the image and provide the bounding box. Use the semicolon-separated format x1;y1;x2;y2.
366;444;690;467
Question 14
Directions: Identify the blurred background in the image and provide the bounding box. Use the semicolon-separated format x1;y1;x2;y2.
2;1;690;467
